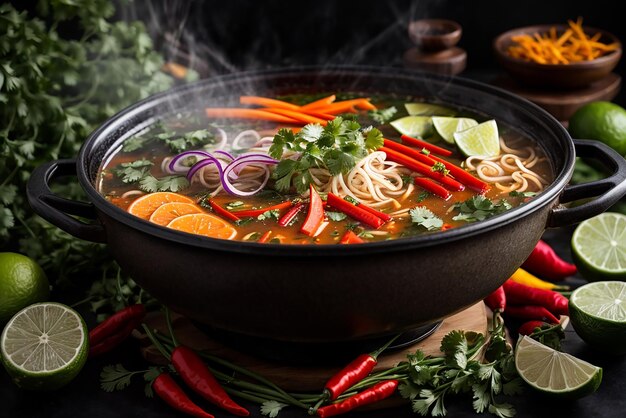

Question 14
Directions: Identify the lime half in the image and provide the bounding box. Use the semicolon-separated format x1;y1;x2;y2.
390;116;433;138
404;103;456;116
453;119;500;157
1;302;88;390
515;335;602;399
432;117;478;144
569;281;626;355
571;212;626;281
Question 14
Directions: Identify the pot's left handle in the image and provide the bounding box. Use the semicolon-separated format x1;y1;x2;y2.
27;159;107;243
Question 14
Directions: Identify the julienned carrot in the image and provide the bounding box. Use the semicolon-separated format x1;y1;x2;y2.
262;108;328;125
412;177;452;200
298;110;336;120
301;94;336;109
240;96;301;111
232;201;294;218
339;230;365;244
205;108;300;124
428;154;490;194
379;146;464;191
326;193;385;229
400;134;453;157
314;99;377;114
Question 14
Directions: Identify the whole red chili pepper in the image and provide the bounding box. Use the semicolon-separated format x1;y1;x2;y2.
484;285;506;312
502;279;569;316
171;345;249;417
323;335;399;400
316;380;399;417
517;320;551;336
522;239;577;281
152;372;214;418
504;305;560;324
88;304;145;357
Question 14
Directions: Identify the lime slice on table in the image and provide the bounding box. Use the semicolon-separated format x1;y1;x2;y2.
569;281;626;355
453;119;500;157
571;212;626;281
515;335;602;399
389;116;433;138
432;116;478;144
404;103;456;116
1;302;88;390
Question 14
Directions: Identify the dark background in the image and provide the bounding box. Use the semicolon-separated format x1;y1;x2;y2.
2;1;625;417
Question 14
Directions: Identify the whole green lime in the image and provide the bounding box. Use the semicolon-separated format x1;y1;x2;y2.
0;252;50;325
568;101;626;156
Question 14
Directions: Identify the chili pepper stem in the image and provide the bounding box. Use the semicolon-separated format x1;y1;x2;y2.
164;307;180;347
370;333;402;359
141;324;172;361
527;322;564;338
309;397;326;415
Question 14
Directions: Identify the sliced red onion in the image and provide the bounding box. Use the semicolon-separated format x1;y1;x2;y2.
232;129;261;150
186;155;223;181
221;155;278;196
228;153;278;180
214;149;235;161
214;128;228;150
168;150;213;173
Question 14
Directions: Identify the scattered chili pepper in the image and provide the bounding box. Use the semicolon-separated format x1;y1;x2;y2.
504;305;560;324
522;239;577;281
509;268;569;290
502;279;569;316
152;372;214;418
278;202;305;226
208;198;241;222
351;201;392;222
484;285;506;312
171;345;250;417
257;230;272;243
300;184;325;236
517;320;551;336
88;304;145;358
316;380;399;417
399;134;453;157
231;201;294;218
326;193;385;229
339;230;365;244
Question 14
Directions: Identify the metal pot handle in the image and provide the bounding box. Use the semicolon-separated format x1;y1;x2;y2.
548;139;626;228
27;159;107;243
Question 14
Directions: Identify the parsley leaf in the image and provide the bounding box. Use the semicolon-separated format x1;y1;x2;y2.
409;206;444;230
114;159;188;192
368;106;397;124
260;400;287;417
326;211;347;221
114;159;154;183
509;191;537;198
452;196;512;222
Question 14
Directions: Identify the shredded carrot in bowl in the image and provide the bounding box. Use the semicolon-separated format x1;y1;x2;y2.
505;18;620;65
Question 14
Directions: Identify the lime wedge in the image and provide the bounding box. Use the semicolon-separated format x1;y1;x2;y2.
390;116;433;138
453;119;500;157
404;103;456;116
432;117;478;144
571;212;626;281
1;302;88;390
569;281;626;355
515;335;602;399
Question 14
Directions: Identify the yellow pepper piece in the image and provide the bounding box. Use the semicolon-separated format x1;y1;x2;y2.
510;268;570;291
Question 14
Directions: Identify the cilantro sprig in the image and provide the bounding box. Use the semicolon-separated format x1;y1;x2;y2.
409;206;444;231
269;118;383;193
452;196;512;223
113;159;189;193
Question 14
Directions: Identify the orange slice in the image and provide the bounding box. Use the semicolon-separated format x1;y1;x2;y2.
166;213;237;240
149;202;204;226
127;192;195;220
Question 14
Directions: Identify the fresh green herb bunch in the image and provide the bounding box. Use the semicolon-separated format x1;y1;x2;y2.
0;1;173;285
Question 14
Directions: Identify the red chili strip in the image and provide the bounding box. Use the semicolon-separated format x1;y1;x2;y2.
208;198;241;222
382;138;436;165
502;279;569;316
171;346;250;416
400;134;453;157
317;380;399;417
231;201;294;218
257;230;272;243
504;305;560;324
429;155;491;194
326;193;385;229
380;146;464;191
89;304;145;347
412;177;452;200
354;202;392;222
301;184;325;236
152;372;215;418
89;314;144;358
339;230;365;244
278;202;305;226
522;239;578;281
484;285;506;313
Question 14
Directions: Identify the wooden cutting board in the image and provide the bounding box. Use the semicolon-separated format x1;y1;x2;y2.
138;302;488;393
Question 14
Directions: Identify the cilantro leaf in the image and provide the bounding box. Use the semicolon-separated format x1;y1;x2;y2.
326;211;347;222
260;400;287;417
369;106;397;124
100;364;138;393
452;196;512;223
409;206;444;231
114;159;154;183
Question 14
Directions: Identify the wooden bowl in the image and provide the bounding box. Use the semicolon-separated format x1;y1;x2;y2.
493;24;622;90
408;19;462;52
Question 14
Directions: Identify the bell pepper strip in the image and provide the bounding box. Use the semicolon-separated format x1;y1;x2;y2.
412;177;452;200
326;193;385;229
484;286;506;313
316;380;399;417
261;108;328;125
278;202;305;226
205;108;300;124
239;96;301;111
522;239;578;281
428;155;491;194
379;146;464;191
152;372;215;418
208;198;241;222
257;230;272;243
502;279;569;316
339;230;365;244
300;184;325;236
504;305;560;324
88;304;146;358
400;134;453;157
301;94;336;109
509;268;569;291
171;346;250;417
231;201;294;218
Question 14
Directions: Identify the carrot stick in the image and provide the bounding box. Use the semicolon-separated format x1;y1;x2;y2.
205;108;300;124
301;94;336;109
313;102;359;115
412;177;452;200
240;96;302;111
399;135;453;157
261;108;328;125
298;110;336;120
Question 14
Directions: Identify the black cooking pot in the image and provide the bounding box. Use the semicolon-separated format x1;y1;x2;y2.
27;66;626;345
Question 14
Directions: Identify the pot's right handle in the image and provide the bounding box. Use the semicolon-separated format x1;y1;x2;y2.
27;159;107;243
548;139;626;228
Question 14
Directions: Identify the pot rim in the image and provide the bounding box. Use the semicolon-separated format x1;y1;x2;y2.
77;65;575;256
